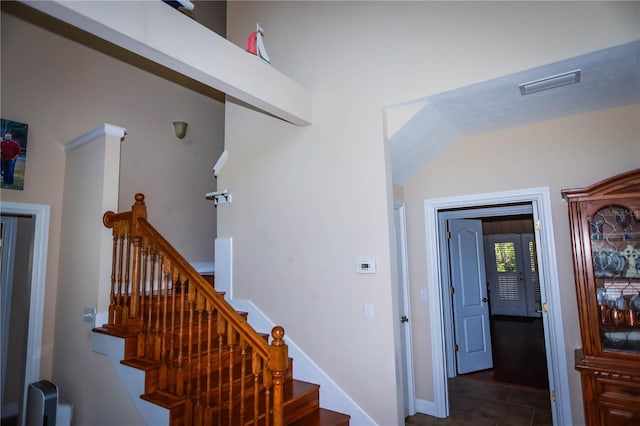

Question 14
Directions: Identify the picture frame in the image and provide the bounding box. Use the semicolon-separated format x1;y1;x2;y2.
1;118;29;190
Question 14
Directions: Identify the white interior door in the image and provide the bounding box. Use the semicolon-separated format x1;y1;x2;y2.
449;219;493;374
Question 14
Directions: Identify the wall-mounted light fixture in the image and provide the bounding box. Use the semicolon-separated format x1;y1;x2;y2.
518;69;581;96
173;121;188;139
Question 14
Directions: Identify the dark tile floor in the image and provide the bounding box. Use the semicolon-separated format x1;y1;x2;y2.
405;376;553;426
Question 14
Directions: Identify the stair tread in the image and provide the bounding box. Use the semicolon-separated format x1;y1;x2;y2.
289;408;351;426
121;357;157;370
141;390;184;409
93;326;138;339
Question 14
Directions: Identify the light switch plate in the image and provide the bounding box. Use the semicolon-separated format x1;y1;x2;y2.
364;303;374;319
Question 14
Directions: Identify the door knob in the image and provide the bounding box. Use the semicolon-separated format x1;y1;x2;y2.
401;315;409;323
482;297;489;303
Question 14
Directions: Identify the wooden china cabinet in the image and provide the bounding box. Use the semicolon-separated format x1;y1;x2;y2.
562;168;640;426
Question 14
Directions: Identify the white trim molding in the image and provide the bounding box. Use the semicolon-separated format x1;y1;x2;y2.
64;123;126;152
0;201;50;424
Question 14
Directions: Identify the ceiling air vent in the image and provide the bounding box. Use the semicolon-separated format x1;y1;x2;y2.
518;69;581;95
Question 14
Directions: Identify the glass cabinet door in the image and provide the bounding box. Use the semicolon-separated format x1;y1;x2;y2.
590;204;640;353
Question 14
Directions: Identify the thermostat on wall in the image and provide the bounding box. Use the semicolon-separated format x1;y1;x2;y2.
356;258;377;274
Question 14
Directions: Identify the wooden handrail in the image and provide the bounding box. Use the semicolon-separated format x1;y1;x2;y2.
134;219;271;360
101;193;287;425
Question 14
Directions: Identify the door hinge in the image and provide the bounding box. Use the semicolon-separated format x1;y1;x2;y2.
454;344;459;352
550;390;556;402
542;302;549;313
450;287;455;295
446;231;451;239
535;219;541;230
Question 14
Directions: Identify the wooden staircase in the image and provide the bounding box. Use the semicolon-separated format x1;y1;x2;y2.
94;194;350;426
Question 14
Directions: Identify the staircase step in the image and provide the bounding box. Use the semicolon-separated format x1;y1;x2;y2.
283;380;320;423
289;408;351;426
141;389;185;410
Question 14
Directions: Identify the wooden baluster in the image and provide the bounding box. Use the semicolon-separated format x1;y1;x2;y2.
116;227;127;326
193;294;205;426
239;337;249;425
137;244;148;357
176;276;186;397
108;230;119;326
122;230;131;325
216;315;225;425
203;305;214;425
145;247;156;359
269;326;287;426
153;252;163;362
159;267;170;391
252;353;261;426
167;267;178;394
184;287;195;426
227;324;237;425
263;369;272;426
130;235;143;320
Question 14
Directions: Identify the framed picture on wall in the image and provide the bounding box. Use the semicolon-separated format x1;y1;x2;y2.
1;118;29;190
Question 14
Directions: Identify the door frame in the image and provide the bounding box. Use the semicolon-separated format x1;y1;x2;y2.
1;216;18;409
394;201;416;416
424;187;571;425
0;202;50;425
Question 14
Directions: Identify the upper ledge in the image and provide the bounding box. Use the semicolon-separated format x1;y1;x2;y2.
22;0;312;126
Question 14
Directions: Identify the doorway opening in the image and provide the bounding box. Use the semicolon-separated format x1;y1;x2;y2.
424;187;572;426
449;214;549;391
0;202;50;426
465;216;548;391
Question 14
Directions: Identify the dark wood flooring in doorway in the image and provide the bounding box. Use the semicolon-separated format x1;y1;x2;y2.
405;315;552;425
405;377;552;426
481;315;549;390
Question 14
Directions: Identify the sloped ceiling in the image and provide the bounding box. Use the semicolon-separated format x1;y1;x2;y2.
390;40;640;185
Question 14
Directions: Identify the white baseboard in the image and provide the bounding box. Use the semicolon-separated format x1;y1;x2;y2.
229;298;375;426
191;262;215;274
415;398;441;418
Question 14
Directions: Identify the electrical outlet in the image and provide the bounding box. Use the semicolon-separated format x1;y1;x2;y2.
82;307;96;323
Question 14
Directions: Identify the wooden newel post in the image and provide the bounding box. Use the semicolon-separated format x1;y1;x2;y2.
269;326;288;426
130;193;148;237
129;194;147;319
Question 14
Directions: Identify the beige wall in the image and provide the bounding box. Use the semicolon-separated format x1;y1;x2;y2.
1;1;637;424
1;4;224;421
405;104;639;424
225;1;639;424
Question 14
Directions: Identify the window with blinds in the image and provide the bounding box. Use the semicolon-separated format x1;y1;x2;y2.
485;234;541;317
494;242;521;301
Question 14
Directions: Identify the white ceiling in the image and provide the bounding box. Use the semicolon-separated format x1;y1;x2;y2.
390;40;640;185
